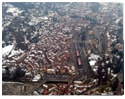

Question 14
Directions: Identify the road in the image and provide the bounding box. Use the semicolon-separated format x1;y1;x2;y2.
24;79;47;95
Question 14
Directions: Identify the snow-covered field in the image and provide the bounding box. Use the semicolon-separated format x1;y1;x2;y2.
2;45;13;55
6;7;23;16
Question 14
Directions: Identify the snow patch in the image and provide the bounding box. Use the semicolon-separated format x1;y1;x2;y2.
108;68;110;74
29;16;48;25
8;50;21;58
2;45;13;55
89;53;100;61
7;7;23;17
32;74;41;82
89;60;96;66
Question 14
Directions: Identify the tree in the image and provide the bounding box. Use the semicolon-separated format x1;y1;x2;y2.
107;61;112;68
111;77;119;91
111;49;118;54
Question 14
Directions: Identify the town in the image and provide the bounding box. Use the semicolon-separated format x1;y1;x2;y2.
2;2;124;95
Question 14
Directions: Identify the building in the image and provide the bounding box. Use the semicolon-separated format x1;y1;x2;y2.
88;30;94;34
47;69;56;74
60;66;67;74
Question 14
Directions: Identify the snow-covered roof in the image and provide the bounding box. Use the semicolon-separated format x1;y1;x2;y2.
73;81;83;84
89;53;100;61
32;74;41;82
89;60;97;66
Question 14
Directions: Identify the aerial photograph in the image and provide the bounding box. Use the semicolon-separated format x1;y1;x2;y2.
2;2;124;95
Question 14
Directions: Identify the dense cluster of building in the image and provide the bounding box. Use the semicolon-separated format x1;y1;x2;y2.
31;81;98;95
2;27;76;82
2;2;123;95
